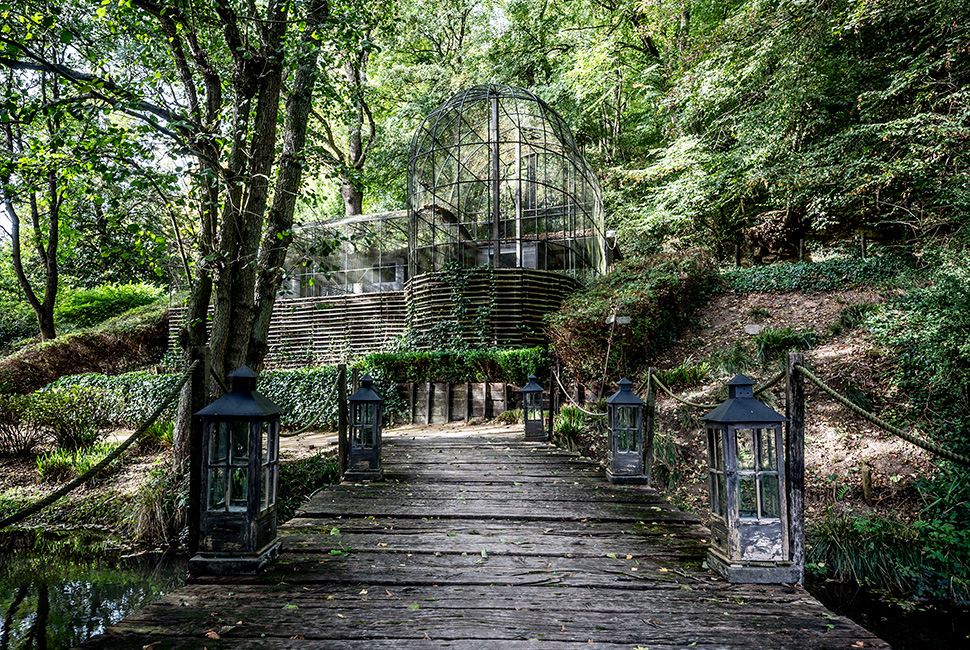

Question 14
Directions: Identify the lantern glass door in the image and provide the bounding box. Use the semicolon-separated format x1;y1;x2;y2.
735;426;782;519
615;406;639;452
207;421;251;512
352;403;376;448
525;394;542;423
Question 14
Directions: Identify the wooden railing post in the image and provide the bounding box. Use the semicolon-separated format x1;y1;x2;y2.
426;382;434;425
464;382;472;422
644;367;656;487
786;353;806;584
338;364;348;478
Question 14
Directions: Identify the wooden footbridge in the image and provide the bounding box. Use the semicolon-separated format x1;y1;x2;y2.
80;426;888;649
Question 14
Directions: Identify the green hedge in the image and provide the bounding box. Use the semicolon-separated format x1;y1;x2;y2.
723;256;911;293
56;283;165;329
360;347;549;385
45;347;547;430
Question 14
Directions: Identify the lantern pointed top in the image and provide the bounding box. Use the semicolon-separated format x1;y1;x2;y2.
522;375;543;392
700;374;785;424
349;374;383;403
607;377;643;406
195;366;281;418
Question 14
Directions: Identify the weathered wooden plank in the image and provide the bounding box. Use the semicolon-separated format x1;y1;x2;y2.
76;427;887;650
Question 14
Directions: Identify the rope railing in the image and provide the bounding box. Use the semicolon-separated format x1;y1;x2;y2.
795;364;970;468
0;359;201;531
279;372;341;437
650;369;786;411
552;371;607;417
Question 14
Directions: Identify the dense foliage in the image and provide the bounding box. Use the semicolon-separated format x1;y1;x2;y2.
547;251;716;382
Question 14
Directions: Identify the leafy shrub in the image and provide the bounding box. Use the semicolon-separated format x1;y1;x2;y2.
829;303;878;336
547;251;717;383
0;298;37;353
32;387;115;450
140;419;174;450
708;340;755;375
360;347;549;385
723;256;911;293
752;326;820;365
807;508;970;605
552;405;586;451
135;461;188;545
496;408;523;425
56;283;164;329
867;271;970;417
276;452;339;523
47;372;182;426
0;393;46;456
36;442;119;483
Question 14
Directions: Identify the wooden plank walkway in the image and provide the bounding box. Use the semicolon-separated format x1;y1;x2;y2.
79;426;889;649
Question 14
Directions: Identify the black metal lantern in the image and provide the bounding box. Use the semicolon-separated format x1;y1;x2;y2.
606;378;647;484
700;374;796;583
521;375;545;441
345;374;384;481
191;366;281;574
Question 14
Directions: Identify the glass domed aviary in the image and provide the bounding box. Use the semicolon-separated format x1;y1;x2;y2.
407;84;606;281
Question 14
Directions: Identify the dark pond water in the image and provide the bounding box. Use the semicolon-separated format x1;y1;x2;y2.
807;578;970;650
0;536;186;650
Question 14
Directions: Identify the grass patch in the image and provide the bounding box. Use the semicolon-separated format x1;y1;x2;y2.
656;358;711;388
35;442;119;483
752;326;819;365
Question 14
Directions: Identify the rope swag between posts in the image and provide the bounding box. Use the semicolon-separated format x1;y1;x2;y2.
0;360;201;530
794;363;970;468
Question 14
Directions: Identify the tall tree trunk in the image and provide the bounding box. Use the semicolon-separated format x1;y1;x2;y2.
341;181;363;217
250;0;330;369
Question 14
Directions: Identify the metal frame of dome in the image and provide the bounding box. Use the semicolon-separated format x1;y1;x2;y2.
407;84;606;281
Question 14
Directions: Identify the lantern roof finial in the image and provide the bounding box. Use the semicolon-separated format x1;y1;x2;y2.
195;366;281;418
700;374;785;424
349;374;383;403
606;377;643;406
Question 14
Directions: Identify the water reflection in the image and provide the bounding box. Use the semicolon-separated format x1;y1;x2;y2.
0;539;186;650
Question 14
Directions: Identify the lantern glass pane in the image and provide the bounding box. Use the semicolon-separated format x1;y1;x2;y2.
209;422;229;463
270;421;279;461
759;428;778;470
760;474;780;518
229;467;248;511
710;428;724;471
361;403;375;427
615;406;639;453
716;473;726;517
260;467;270;511
270;465;277;506
261;422;269;464
738;476;757;518
207;468;227;510
736;429;755;471
230;421;249;465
